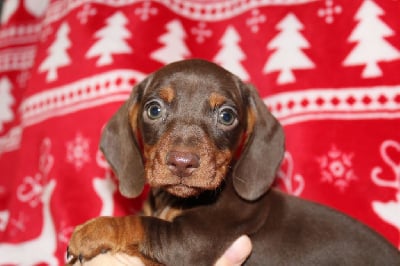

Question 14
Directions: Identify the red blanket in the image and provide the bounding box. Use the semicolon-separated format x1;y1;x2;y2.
0;0;399;264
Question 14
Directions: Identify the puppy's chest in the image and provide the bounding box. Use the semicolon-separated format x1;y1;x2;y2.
141;189;186;221
141;189;218;222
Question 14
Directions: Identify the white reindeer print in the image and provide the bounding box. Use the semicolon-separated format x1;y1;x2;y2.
371;140;400;249
0;179;58;265
93;150;117;216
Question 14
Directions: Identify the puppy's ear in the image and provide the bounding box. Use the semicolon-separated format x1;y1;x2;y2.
100;81;147;198
233;84;285;201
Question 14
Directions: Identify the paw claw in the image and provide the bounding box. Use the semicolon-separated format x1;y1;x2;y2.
101;248;109;254
66;247;76;264
78;254;84;263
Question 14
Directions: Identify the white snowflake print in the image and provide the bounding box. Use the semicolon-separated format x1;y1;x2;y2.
317;145;357;191
246;9;266;33
135;1;158;21
66;133;90;170
77;3;97;24
191;22;212;44
318;0;342;24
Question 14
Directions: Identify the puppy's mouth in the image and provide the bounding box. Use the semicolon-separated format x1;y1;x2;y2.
164;184;203;198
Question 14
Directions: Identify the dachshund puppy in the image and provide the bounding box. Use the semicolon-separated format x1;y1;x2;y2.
67;59;400;265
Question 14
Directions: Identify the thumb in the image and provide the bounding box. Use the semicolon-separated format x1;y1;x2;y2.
214;235;252;266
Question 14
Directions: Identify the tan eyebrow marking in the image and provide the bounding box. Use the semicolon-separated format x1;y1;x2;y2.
159;87;175;103
209;92;226;108
129;103;140;132
246;107;256;139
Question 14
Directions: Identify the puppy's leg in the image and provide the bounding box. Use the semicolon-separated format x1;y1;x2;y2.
67;216;161;266
68;252;150;266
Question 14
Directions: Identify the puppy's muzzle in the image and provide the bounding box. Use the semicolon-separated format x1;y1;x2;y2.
167;151;200;178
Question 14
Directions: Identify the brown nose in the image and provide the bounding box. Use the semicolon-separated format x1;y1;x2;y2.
167;151;200;177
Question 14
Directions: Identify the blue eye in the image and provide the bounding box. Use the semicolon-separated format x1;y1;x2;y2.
146;102;163;120
218;107;237;126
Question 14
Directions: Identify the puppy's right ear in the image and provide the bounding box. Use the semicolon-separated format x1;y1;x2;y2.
100;81;147;198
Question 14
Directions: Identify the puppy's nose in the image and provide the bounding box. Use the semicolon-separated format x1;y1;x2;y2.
167;151;200;177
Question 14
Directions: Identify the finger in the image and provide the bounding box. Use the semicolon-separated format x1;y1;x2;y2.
214;235;252;266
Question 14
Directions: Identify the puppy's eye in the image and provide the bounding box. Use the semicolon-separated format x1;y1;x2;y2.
146;101;163;120
218;107;237;126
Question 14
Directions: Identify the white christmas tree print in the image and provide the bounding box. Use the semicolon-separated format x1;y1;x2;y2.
0;77;14;132
151;19;190;65
343;0;400;78
86;11;132;66
214;26;249;81
39;22;71;82
263;13;314;85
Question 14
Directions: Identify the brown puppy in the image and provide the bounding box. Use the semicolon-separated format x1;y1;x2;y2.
67;59;400;265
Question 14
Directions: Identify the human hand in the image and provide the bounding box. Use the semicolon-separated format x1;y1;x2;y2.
214;235;252;266
67;234;252;266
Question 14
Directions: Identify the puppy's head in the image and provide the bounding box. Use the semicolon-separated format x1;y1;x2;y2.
101;59;284;200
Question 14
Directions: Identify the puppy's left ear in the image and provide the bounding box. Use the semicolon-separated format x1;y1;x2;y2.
233;83;285;201
100;80;147;198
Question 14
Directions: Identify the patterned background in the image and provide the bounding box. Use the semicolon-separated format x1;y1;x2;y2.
0;0;399;264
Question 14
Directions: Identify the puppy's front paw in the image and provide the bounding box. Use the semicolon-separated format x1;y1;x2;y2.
67;216;122;264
